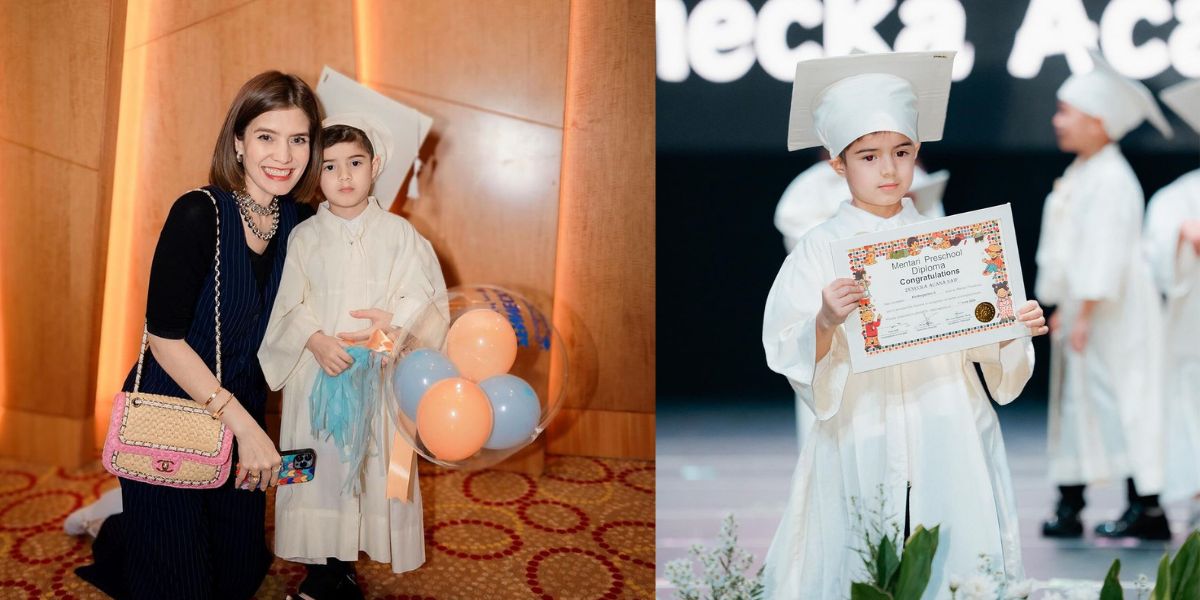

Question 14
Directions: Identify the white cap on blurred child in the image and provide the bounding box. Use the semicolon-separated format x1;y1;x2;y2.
788;51;956;157
316;66;434;208
1057;49;1172;141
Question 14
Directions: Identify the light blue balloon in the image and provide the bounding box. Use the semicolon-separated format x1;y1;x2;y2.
393;349;459;420
480;375;540;450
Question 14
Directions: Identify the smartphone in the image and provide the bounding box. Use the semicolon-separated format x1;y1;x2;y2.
277;448;317;485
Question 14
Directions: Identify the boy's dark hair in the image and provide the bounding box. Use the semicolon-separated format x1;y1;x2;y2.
210;71;324;203
322;124;375;159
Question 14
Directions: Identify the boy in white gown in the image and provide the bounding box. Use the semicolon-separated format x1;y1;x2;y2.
1036;51;1173;540
776;160;947;449
259;114;446;596
762;51;1048;599
1145;78;1200;521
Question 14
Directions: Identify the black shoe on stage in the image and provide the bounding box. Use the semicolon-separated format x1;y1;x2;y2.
1094;504;1172;540
1042;502;1084;538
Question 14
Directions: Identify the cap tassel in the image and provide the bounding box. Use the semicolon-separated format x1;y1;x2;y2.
407;158;422;199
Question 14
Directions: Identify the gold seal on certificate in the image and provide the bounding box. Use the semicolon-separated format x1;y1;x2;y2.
829;204;1028;373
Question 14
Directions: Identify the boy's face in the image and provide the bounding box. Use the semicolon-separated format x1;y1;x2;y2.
830;131;917;211
1052;101;1108;154
320;141;381;208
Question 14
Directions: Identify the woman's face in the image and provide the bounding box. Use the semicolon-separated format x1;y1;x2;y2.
234;107;312;201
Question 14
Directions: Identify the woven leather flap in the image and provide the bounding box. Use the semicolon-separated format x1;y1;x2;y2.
117;392;229;459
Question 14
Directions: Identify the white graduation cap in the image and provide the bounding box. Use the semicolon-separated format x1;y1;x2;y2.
316;66;434;210
788;51;956;157
907;169;949;216
1057;50;1172;141
1160;78;1200;136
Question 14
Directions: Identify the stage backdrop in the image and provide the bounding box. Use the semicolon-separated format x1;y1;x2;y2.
0;0;654;468
657;0;1199;400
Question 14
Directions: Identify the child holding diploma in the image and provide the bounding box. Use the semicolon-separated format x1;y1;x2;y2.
1145;78;1200;524
761;52;1048;598
1035;50;1172;541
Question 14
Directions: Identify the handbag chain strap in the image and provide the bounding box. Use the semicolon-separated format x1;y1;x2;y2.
133;188;223;393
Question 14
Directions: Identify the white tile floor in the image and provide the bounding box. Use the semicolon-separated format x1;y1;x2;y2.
656;395;1192;597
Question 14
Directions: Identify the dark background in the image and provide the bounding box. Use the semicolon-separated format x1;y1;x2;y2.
658;0;1200;400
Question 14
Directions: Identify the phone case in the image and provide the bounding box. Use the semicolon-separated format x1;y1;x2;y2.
277;448;317;485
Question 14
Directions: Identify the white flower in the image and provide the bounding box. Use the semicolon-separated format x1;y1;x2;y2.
948;575;962;592
959;574;999;600
1004;579;1033;599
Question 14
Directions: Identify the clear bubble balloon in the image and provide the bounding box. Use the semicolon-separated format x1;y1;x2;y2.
383;285;567;469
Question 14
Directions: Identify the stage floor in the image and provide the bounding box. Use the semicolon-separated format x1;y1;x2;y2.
657;395;1190;596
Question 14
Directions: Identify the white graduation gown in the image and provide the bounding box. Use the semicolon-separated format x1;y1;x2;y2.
1034;144;1164;494
1144;169;1200;502
774;165;940;447
258;198;447;573
762;198;1033;599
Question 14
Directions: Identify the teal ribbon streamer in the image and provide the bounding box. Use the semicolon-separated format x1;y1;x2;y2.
309;346;384;496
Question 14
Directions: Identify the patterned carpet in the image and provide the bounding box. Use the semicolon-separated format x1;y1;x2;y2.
0;456;654;599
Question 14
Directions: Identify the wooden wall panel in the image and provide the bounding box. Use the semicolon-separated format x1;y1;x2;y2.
124;0;255;48
0;1;119;466
0;0;110;168
94;0;357;442
547;0;655;457
357;0;570;127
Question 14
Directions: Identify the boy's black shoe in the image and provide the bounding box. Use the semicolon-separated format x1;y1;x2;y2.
1094;505;1173;540
1041;503;1084;538
296;559;365;600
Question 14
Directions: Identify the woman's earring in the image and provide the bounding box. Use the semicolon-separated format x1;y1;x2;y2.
236;153;243;164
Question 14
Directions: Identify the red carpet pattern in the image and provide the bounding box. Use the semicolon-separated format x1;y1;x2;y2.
0;456;654;599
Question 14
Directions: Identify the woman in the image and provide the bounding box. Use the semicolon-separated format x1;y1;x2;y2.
77;71;322;599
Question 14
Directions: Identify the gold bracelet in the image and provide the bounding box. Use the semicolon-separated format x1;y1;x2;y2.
203;386;223;409
210;391;234;420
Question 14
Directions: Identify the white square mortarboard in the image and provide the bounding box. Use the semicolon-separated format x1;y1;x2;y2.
316;66;434;210
1057;50;1172;141
1160;78;1200;136
788;51;956;157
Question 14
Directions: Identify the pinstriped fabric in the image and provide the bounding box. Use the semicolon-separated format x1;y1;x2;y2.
80;186;302;600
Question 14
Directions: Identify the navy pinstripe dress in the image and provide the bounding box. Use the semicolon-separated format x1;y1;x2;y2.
78;186;303;599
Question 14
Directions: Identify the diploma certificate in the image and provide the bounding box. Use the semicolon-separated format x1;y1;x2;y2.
829;204;1028;373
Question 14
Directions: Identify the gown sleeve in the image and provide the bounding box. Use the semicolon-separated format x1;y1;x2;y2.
964;337;1035;405
1066;168;1142;301
1144;185;1198;299
762;238;851;420
386;225;450;348
257;230;323;391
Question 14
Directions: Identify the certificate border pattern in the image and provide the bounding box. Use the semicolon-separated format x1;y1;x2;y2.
848;218;1015;354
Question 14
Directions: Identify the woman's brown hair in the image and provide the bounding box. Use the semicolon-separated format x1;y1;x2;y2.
209;71;324;203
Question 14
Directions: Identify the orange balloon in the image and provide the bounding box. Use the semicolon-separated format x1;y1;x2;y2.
446;309;518;381
416;377;494;461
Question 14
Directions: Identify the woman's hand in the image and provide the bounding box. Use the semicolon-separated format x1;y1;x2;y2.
306;332;353;376
336;308;394;343
1016;300;1049;337
221;399;280;492
816;278;864;332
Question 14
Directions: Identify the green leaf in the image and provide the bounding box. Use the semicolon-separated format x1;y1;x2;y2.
1099;559;1123;600
851;582;894;600
878;534;901;590
893;525;940;600
1170;530;1200;600
1151;552;1171;600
